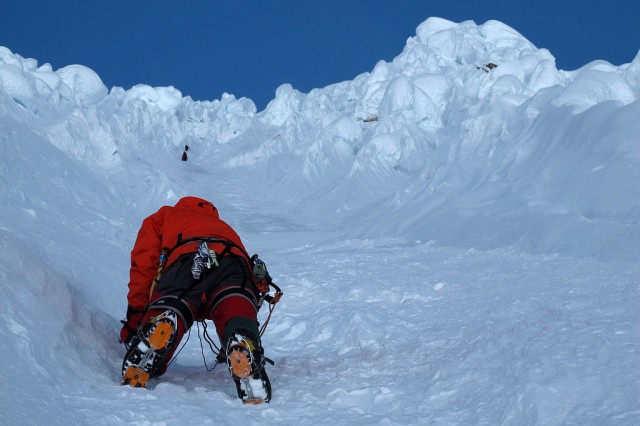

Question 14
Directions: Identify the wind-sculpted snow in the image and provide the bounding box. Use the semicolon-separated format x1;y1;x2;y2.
1;18;639;425
0;47;107;112
1;19;639;254
554;62;637;112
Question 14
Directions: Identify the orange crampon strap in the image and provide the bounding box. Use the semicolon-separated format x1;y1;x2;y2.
148;321;175;350
122;366;151;388
227;347;253;379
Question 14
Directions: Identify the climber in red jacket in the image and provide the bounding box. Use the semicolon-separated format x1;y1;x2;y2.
119;196;272;404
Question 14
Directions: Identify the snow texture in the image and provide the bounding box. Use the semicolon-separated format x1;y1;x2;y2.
1;18;639;425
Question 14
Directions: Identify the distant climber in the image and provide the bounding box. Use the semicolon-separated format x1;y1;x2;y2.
181;145;190;161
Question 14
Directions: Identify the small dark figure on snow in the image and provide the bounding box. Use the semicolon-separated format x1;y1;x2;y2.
119;196;276;404
181;145;191;161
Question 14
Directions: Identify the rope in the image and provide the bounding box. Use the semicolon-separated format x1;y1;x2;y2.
197;321;222;372
259;290;283;337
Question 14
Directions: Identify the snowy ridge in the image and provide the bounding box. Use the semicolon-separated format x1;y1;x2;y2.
1;18;639;425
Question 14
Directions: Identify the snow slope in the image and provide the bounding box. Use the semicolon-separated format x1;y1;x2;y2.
0;18;639;425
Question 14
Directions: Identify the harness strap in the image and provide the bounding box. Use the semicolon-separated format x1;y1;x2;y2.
149;236;250;301
170;234;252;268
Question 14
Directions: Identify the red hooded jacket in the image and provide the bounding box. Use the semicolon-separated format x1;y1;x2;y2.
127;196;250;310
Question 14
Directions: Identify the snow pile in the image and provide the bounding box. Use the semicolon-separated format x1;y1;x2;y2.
554;60;637;112
0;46;107;112
0;17;639;425
123;84;183;111
253;18;640;261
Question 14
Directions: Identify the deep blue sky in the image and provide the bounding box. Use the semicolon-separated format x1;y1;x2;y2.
2;1;638;110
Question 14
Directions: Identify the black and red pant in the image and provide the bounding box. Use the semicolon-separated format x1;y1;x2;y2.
142;252;261;373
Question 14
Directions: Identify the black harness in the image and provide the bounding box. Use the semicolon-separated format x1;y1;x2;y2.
151;233;282;309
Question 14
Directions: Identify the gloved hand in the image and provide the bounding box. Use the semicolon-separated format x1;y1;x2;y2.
119;305;145;345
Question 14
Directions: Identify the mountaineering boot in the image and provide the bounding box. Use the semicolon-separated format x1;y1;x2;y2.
121;310;178;388
226;333;272;404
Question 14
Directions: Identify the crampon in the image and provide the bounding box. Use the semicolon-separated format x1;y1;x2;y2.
226;334;272;404
121;310;178;388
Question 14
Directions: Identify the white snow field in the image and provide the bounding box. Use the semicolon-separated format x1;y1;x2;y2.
1;18;639;425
